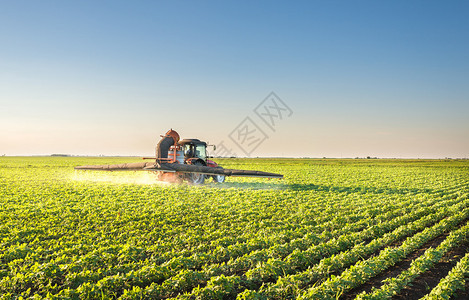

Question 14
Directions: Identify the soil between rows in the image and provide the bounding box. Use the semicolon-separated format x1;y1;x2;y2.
342;217;469;300
392;241;469;300
342;233;450;300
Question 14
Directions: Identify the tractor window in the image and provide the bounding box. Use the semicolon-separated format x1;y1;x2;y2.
195;145;206;161
184;145;194;158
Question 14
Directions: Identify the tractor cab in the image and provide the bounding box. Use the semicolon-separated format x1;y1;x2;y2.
178;139;223;184
179;139;207;162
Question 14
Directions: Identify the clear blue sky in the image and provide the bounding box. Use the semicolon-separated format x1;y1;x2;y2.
1;1;468;158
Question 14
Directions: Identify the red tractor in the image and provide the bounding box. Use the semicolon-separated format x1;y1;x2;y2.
75;129;283;184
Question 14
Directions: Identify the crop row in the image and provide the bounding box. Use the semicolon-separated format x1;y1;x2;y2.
1;157;468;299
3;180;460;298
251;195;469;299
0;191;420;296
356;221;469;299
115;193;468;299
422;252;469;300
198;194;469;300
296;203;469;299
15;193;434;299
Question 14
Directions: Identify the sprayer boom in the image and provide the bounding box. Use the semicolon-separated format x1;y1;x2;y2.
75;129;283;184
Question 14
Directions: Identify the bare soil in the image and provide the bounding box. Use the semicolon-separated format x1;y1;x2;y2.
342;218;469;300
342;233;450;300
392;241;469;300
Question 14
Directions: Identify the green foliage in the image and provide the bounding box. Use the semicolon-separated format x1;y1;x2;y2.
0;157;468;298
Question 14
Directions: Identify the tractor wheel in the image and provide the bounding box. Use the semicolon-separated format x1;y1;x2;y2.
212;174;225;183
188;161;205;185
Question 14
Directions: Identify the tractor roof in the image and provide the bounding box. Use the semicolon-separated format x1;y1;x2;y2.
179;139;207;146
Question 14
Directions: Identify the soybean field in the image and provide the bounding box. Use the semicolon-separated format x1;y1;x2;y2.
1;157;468;299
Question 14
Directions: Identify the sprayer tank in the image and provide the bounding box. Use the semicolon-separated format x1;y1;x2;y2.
168;149;184;164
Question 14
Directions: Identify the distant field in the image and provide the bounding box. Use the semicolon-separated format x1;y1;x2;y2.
1;157;468;299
